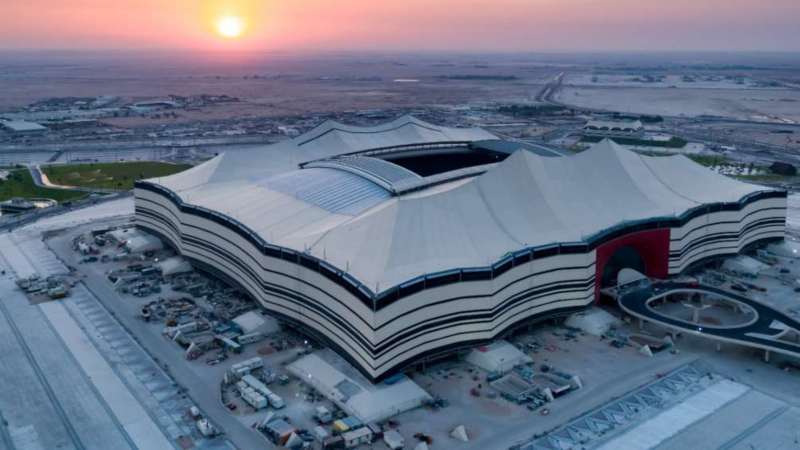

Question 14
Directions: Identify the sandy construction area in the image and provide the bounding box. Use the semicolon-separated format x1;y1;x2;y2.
556;86;800;123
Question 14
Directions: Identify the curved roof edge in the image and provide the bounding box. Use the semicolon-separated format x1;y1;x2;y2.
295;115;497;150
304;156;421;194
297;115;467;143
134;180;785;309
149;116;497;191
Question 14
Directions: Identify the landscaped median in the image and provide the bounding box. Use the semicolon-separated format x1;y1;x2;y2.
580;134;689;148
42;161;192;191
0;168;86;203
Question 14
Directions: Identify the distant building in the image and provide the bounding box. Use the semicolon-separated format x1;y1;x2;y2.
277;125;300;137
132;100;180;109
129;100;181;114
0;120;48;133
583;119;643;137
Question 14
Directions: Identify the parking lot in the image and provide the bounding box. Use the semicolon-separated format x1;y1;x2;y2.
27;210;800;450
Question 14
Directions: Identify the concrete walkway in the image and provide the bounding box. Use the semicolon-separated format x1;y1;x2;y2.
597;379;749;450
0;221;174;449
0;278;136;450
40;300;175;449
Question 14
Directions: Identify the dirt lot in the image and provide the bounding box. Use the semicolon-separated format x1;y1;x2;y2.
555;86;800;123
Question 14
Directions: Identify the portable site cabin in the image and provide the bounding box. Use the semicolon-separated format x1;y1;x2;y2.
342;427;372;448
314;425;329;441
315;405;333;424
333;416;362;433
323;435;345;449
230;357;263;376
383;429;404;450
265;419;296;446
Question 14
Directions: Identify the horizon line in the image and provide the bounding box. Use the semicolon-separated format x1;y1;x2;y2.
1;47;799;55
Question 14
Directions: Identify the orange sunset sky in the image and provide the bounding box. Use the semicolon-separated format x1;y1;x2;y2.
1;0;799;52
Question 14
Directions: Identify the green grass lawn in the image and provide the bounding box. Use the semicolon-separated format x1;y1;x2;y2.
733;173;799;184
43;161;192;191
0;169;86;203
634;152;733;168
685;154;731;167
580;135;688;149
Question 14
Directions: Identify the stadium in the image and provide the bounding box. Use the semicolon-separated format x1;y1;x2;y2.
134;116;787;381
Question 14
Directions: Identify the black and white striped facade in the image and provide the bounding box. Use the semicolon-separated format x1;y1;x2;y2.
133;119;787;381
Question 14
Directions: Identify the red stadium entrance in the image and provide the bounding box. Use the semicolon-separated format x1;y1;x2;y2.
595;228;670;301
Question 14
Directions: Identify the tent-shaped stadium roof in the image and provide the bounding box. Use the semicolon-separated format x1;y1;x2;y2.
145;118;770;293
152;115;495;193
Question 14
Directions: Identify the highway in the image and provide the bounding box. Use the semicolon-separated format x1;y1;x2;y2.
618;281;800;358
535;72;565;105
0;134;271;154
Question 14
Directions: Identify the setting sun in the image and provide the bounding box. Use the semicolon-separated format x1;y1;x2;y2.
215;15;244;39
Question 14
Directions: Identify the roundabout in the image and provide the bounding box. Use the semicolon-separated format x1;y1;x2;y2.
618;279;800;361
646;290;759;330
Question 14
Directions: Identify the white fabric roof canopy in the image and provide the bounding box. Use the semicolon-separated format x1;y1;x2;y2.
153;116;494;192
298;140;760;290
147;118;767;294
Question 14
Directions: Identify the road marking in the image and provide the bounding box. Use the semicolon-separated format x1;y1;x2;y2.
39;300;175;450
0;294;87;450
596;380;749;450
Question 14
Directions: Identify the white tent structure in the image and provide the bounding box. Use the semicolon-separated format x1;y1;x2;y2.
107;227;136;243
465;340;532;373
287;351;432;423
767;239;800;258
232;311;278;335
109;228;163;254
565;308;621;337
135;116;787;381
584;119;643;134
617;268;649;288
125;234;163;254
156;256;192;277
138;136;771;291
722;255;769;277
450;425;469;442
